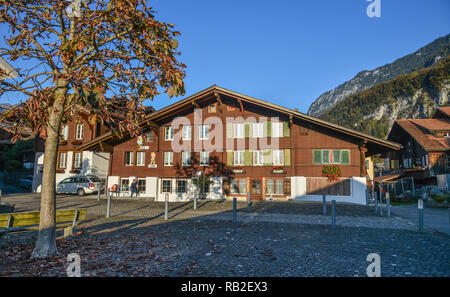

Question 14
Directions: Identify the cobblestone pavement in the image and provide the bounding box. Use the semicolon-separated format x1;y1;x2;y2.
0;195;449;277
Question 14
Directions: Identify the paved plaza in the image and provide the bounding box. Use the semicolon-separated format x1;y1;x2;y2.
0;193;449;277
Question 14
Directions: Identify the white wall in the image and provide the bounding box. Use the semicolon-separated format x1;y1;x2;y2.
291;176;367;205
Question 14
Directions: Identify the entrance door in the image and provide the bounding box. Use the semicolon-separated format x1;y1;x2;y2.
250;178;263;201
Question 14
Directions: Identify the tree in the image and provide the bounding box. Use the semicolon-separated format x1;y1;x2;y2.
0;0;186;258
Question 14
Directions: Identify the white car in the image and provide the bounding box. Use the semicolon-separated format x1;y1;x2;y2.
56;175;104;196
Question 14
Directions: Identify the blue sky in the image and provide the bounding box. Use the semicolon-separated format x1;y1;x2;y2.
1;0;449;114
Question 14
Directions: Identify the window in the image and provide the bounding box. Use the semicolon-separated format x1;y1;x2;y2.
199;125;209;140
200;151;209;166
253;123;264;138
75;124;83;140
230;178;247;194
120;178;129;191
138;179;146;192
313;150;330;164
146;131;153;142
136;152;145;166
59;152;67;168
177;179;187;193
273;150;284;166
73;152;82;169
209;104;216;113
164;152;173;166
162;179;172;193
202;179;210;194
272;122;283;138
331;150;350;165
234;151;244;166
182;125;191;140
266;179;284;195
233;123;244;138
182;151;191;166
253;151;264;166
125;152;134;166
61;125;69;141
165;126;174;140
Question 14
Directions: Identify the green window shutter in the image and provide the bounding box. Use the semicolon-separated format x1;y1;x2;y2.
333;150;341;164
244;123;250;138
267;121;272;137
226;123;233;138
341;150;350;164
313;150;322;164
244;150;252;166
227;151;233;166
284;149;291;166
264;149;273;165
283;122;290;137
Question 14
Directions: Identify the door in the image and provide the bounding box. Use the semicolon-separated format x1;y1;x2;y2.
250;178;263;201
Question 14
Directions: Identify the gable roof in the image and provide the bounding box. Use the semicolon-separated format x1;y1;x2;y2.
0;57;18;80
395;119;450;151
77;85;401;154
433;107;450;119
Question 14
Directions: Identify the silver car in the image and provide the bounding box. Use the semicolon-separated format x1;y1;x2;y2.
57;175;104;196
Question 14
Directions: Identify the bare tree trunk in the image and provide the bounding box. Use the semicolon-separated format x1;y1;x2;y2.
31;85;66;258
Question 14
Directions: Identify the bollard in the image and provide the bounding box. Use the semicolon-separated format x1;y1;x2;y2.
379;191;383;216
374;192;378;213
106;189;111;218
97;188;101;202
247;192;251;212
0;189;2;204
386;192;391;217
418;199;424;232
322;193;327;215
331;200;336;228
233;197;237;224
165;194;169;220
194;191;197;211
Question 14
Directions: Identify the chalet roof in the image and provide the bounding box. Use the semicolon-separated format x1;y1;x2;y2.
433;107;450;119
0;57;18;80
77;85;402;154
409;118;450;132
395;119;450;152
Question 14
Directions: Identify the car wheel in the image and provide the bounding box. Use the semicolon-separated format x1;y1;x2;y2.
77;188;85;196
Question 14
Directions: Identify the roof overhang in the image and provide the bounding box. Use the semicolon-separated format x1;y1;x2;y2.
77;85;402;153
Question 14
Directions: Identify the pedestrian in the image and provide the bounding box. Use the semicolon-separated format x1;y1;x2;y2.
130;179;139;198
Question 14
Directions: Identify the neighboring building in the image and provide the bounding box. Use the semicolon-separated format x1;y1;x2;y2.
384;107;450;183
76;85;400;204
0;56;18;80
32;99;155;192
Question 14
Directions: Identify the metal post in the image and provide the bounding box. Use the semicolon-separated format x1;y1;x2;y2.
418;199;424;233
165;194;169;220
322;193;327;215
247;192;251;212
106;189;111;218
365;189;369;206
194;190;197;210
379;189;383;216
386;192;391;217
233;197;237;224
97;188;101;202
411;177;415;196
374;191;378;213
0;189;2;204
331;200;336;228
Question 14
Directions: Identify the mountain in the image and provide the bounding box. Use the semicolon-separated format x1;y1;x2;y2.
319;56;450;138
308;34;450;117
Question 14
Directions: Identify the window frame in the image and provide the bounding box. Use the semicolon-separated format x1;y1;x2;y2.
230;178;247;195
61;125;69;141
124;151;134;166
177;179;187;193
233;123;244;139
272;150;284;166
271;121;284;138
252;123;264;138
200;151;209;166
146;131;153;142
253;150;264;166
233;150;244;166
58;152;67;169
162;179;172;193
182;125;191;141
165;126;174;141
199;124;209;140
182;151;191;166
164;151;173;166
75;123;84;140
120;178;130;192
136;151;145;166
73;152;82;169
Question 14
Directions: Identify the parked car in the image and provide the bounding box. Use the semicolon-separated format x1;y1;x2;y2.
19;175;33;191
56;175;104;196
